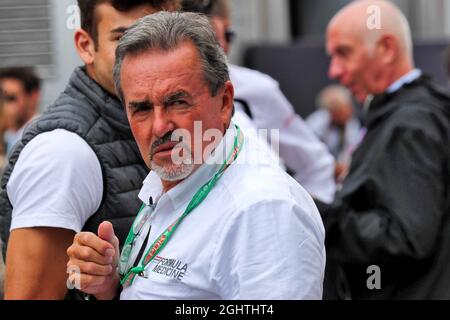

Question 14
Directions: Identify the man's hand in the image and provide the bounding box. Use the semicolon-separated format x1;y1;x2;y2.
67;221;120;300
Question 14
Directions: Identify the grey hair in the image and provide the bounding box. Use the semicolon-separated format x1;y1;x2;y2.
113;11;229;103
316;84;353;111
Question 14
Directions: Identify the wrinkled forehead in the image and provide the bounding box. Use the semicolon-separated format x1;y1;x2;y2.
120;43;206;99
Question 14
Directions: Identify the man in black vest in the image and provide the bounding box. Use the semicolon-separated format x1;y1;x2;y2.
1;0;180;299
323;0;450;299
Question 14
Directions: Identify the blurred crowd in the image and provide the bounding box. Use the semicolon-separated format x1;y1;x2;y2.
0;0;449;300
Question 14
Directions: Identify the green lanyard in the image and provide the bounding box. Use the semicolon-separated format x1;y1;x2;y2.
119;125;244;286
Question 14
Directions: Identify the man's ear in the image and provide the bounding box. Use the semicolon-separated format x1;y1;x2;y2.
378;35;398;65
220;81;234;127
74;29;96;65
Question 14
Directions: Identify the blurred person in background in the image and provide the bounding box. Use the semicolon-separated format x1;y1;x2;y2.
0;67;41;155
323;0;450;299
182;0;336;205
307;85;363;182
0;0;180;300
0;90;8;171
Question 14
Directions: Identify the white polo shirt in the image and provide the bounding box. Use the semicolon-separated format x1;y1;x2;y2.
120;124;326;300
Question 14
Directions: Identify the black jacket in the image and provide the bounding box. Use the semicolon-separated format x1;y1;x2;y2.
323;75;450;299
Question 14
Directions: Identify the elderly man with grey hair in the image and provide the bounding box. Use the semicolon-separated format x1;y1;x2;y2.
67;11;325;300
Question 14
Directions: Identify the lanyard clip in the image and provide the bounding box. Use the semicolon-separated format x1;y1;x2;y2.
130;266;148;279
149;197;156;210
139;270;149;279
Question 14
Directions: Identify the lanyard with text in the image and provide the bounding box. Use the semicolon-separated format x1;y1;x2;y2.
119;125;244;286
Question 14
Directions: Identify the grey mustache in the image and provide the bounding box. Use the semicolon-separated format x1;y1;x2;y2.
150;131;182;155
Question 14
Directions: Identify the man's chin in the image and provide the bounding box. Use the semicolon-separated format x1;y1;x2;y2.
151;162;195;182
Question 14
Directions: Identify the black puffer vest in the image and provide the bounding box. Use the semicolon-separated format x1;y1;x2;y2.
0;67;149;256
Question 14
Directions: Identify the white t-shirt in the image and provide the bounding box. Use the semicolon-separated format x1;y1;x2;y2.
230;64;336;204
7;129;103;233
120;124;326;300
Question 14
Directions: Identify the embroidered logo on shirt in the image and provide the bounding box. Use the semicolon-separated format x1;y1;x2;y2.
152;256;188;280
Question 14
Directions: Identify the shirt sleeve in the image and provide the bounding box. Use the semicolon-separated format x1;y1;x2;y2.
7;129;103;233
209;198;326;300
282;113;336;204
234;73;336;203
264;88;335;203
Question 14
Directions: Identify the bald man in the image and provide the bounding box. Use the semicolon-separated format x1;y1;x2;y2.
322;1;450;299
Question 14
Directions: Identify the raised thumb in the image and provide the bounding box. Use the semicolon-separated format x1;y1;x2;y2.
98;221;115;244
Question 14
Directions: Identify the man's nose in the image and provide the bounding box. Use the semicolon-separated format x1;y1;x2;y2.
152;107;175;138
328;58;343;80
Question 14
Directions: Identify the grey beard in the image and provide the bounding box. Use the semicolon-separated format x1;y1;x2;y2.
150;161;195;182
149;142;195;182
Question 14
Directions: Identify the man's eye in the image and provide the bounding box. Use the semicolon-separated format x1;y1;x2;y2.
337;47;351;58
130;103;152;115
166;100;189;108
